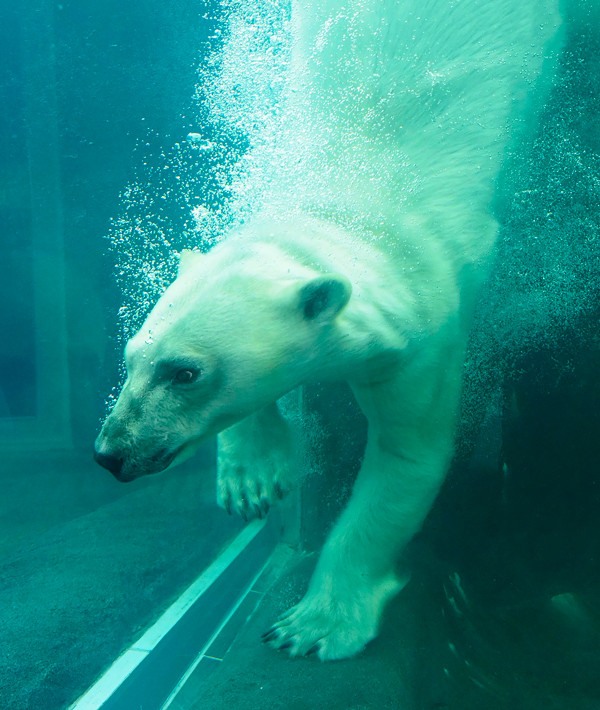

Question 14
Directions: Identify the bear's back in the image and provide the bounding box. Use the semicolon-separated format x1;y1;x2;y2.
262;0;563;267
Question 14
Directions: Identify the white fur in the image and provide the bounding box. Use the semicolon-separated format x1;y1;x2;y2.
97;0;562;660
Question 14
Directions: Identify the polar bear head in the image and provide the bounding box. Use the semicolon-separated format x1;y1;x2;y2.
94;231;351;482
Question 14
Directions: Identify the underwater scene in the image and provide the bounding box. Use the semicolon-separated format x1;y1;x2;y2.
1;0;599;708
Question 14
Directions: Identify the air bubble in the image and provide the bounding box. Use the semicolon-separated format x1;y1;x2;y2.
186;133;216;152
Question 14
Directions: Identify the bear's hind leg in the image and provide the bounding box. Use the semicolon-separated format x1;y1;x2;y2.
217;401;298;520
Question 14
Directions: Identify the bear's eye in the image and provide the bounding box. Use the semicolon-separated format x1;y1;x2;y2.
172;368;200;385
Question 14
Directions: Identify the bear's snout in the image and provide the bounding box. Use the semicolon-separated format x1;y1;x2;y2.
94;423;180;481
93;447;141;482
93;448;125;478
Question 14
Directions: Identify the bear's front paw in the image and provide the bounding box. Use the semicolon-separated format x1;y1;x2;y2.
217;460;291;521
217;412;296;521
262;572;405;660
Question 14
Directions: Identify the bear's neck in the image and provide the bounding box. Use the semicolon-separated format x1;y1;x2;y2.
225;213;457;381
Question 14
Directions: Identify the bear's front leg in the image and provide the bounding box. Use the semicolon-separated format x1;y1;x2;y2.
217;401;297;521
265;346;463;659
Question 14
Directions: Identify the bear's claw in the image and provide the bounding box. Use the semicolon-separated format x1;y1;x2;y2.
261;627;279;642
259;497;270;515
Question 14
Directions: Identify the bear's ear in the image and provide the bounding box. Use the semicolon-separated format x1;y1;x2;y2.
297;274;352;321
177;249;203;278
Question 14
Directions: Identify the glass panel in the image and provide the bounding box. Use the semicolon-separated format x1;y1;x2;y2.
0;5;36;417
1;0;599;709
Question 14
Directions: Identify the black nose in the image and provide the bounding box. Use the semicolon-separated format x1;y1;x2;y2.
94;449;124;476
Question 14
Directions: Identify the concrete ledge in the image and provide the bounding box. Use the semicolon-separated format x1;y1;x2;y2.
70;515;279;710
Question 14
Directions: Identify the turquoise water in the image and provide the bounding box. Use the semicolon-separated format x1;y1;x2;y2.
0;0;599;708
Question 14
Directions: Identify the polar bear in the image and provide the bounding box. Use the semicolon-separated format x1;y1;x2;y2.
95;0;562;660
